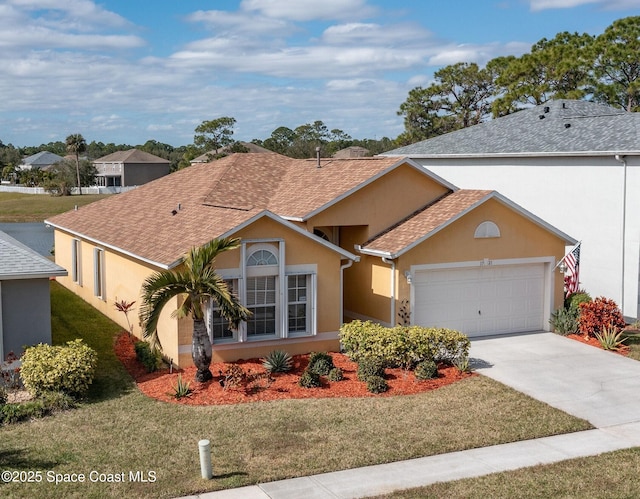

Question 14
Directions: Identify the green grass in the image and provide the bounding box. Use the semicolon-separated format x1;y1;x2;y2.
372;447;640;498
0;282;592;498
0;192;108;222
622;332;640;361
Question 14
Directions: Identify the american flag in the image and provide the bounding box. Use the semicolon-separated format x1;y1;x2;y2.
562;243;581;295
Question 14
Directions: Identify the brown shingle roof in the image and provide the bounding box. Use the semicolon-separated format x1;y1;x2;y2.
93;149;170;164
361;190;493;256
46;153;407;267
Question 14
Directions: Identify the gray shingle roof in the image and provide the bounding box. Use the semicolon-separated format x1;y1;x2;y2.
0;231;67;280
384;100;640;157
21;151;64;167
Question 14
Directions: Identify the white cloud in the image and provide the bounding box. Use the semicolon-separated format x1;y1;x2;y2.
240;0;377;21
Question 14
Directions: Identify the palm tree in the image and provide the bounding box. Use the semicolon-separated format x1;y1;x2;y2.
65;133;86;195
139;238;249;382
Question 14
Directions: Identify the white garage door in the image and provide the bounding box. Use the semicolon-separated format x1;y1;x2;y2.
413;264;545;337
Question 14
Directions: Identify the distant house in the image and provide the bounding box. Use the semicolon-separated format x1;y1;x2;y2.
18;151;64;171
383;100;640;318
93;149;170;187
190;142;272;164
0;231;67;360
332;146;370;159
47;153;573;367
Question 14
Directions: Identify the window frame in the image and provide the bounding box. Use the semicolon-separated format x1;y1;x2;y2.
93;247;105;300
208;240;318;344
71;238;82;285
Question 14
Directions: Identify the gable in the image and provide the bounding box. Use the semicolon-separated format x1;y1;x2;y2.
359;191;575;259
307;162;452;239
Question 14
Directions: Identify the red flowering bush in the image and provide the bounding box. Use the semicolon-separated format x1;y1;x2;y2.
578;297;625;338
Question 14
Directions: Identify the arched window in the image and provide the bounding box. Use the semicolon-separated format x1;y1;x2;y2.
247;248;278;266
474;221;501;239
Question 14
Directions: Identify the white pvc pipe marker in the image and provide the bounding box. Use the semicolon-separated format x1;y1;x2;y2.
199;439;213;479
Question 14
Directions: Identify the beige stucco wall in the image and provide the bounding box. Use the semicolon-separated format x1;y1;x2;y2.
53;229;183;362
354;198;567;325
307;163;450;240
54;214;347;367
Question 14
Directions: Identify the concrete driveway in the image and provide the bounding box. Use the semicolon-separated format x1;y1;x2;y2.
470;331;640;428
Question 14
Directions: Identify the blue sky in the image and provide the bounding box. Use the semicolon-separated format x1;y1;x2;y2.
1;0;639;147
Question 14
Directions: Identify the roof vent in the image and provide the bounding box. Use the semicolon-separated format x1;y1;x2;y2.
316;147;321;168
562;102;566;109
539;115;545;120
544;106;550;113
564;123;571;128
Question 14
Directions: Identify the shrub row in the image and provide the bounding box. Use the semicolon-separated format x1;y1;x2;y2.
340;320;470;367
20;340;97;398
0;391;76;425
134;340;162;373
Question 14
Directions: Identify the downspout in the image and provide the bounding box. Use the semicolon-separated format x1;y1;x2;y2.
615;154;627;314
382;257;396;326
340;259;355;326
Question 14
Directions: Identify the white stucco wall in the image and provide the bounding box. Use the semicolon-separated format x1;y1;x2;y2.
413;154;640;318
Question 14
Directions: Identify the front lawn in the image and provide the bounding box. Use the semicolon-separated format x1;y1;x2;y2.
0;282;591;498
373;447;640;498
0;192;108;222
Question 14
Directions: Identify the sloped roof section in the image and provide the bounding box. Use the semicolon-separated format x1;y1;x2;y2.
21;151;64;167
360;190;576;257
0;231;67;280
384;100;640;157
93;149;170;164
47;154;428;267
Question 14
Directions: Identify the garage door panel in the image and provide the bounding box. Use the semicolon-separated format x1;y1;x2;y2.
414;264;545;337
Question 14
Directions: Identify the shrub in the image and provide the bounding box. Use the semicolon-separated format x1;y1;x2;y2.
0;392;76;425
171;374;192;399
366;375;388;394
298;369;321;388
565;290;591;311
415;360;438;380
134;341;162;373
595;324;626;351
307;352;335;376
356;357;385;382
578;297;625;338
340;320;470;367
262;350;293;373
327;367;344;382
549;307;579;335
454;356;471;373
20;340;97;398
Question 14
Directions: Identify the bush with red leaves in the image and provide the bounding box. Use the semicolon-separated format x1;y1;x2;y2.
578;297;625;338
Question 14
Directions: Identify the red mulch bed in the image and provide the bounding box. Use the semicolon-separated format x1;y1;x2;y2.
114;332;475;406
567;333;630;356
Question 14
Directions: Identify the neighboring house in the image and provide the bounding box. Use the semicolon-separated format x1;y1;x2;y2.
190;142;272;165
93;149;170;187
18;151;64;171
0;231;67;361
46;153;574;367
332;146;370;158
383;99;640;318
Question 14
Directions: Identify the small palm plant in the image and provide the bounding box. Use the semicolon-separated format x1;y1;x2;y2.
139;238;250;382
261;350;293;373
114;298;136;340
595;324;626;351
171;374;192;399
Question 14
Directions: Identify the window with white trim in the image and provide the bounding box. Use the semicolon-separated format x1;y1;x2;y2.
93;248;105;299
287;274;311;335
210;279;239;342
71;238;82;285
208;241;317;343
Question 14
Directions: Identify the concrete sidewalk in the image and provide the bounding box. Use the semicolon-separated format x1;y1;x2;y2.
181;332;640;499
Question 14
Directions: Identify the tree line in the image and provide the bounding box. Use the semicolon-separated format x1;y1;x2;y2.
1;16;637;192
